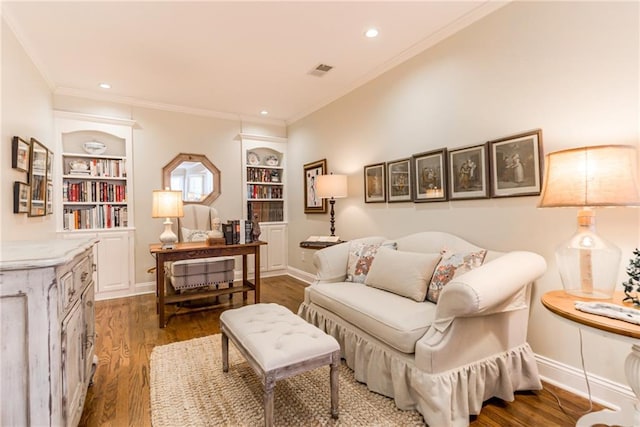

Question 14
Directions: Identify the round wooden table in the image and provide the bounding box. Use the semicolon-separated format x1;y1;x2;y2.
541;290;640;426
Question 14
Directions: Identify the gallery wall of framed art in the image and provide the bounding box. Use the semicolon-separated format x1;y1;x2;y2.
11;135;53;216
362;128;543;204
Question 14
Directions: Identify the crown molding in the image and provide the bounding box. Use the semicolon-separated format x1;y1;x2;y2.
238;133;288;144
55;87;286;127
53;110;136;127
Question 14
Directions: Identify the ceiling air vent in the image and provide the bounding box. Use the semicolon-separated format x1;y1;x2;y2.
309;63;334;77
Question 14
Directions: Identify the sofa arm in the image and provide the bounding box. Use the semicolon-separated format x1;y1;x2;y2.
312;242;351;283
433;251;547;330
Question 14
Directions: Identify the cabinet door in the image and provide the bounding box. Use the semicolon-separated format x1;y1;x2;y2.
96;231;130;293
62;302;84;427
266;225;287;271
81;282;96;380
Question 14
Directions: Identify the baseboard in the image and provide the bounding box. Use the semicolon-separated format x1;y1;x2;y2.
286;266;315;284
95;281;155;301
535;353;635;412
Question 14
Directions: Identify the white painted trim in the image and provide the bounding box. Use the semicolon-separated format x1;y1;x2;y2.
95;281;155;301
286;266;315;285
238;133;288;144
535;353;635;413
54;110;136;127
54;87;287;127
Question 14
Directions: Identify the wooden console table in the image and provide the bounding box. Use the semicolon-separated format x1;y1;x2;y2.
149;241;267;328
541;290;640;426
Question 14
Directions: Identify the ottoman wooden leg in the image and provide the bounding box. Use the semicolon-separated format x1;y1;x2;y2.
222;332;229;372
330;351;340;419
263;374;276;427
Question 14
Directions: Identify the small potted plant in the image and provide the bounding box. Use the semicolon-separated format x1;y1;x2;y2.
622;248;640;306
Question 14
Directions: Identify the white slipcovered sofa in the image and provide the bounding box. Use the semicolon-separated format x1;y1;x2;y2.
298;232;546;426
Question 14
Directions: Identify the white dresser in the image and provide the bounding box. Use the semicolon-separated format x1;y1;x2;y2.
1;238;98;427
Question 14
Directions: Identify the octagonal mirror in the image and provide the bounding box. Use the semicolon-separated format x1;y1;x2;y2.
163;153;221;205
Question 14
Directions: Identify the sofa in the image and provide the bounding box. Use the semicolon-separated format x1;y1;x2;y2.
298;231;547;426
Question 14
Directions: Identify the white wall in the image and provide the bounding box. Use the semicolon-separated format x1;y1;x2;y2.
1;18;55;241
287;1;639;406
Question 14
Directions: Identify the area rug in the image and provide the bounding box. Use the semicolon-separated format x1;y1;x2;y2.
150;334;425;426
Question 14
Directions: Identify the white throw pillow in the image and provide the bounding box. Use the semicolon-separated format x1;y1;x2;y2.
181;227;209;242
364;247;441;302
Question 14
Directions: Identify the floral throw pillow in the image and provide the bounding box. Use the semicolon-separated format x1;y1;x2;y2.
426;249;487;303
346;241;397;283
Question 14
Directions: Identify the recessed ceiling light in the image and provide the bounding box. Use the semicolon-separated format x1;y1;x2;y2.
260;110;269;116
99;83;111;89
364;28;379;38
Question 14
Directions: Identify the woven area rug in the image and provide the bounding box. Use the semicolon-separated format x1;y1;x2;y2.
150;334;425;426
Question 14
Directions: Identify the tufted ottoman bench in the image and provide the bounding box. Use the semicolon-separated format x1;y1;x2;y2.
220;303;341;426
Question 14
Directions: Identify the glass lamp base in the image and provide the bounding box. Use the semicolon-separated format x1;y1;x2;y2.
556;210;621;299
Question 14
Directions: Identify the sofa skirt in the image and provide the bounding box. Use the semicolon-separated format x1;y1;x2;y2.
298;302;542;427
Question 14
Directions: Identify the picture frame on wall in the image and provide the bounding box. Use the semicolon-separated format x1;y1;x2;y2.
448;143;489;200
411;148;448;202
13;182;29;214
488;129;543;198
303;158;327;213
46;182;53;215
28;138;47;217
12;136;30;172
386;158;412;202
363;162;386;203
46;148;53;181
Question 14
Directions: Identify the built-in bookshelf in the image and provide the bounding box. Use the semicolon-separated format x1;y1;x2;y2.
243;145;286;223
55;111;138;300
61;154;128;230
240;134;288;274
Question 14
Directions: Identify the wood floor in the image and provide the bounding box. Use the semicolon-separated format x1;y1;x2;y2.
80;275;602;426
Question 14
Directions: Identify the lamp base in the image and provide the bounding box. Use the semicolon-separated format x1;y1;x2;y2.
556;209;621;299
159;218;178;250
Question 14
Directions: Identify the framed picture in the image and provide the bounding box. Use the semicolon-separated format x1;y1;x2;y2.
411;148;448;202
448;143;489;200
28;138;47;217
12;136;30;172
489;129;543;198
304;159;327;213
46;182;53;215
46;148;53;181
386;158;412;202
13;182;29;214
364;162;386;203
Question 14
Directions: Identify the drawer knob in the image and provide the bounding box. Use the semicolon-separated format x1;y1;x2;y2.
81;271;89;282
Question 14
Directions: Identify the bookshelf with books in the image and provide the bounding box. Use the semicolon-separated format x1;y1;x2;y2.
240;134;288;274
55;111;138;300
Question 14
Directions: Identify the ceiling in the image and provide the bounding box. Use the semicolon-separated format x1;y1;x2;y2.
3;1;505;124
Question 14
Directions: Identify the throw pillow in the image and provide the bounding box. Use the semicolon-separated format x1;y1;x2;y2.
181;227;209;242
427;249;487;303
345;241;397;283
364;247;441;302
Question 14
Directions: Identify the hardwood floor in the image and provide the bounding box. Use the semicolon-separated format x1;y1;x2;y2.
80;275;602;426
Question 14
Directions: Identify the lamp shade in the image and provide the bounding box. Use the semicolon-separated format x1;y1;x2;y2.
316;174;348;199
152;190;184;218
538;145;640;208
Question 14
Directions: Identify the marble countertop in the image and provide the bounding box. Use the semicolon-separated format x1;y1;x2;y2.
0;237;98;270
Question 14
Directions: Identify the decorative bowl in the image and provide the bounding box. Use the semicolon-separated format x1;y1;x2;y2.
83;141;107;155
247;151;261;166
265;155;279;166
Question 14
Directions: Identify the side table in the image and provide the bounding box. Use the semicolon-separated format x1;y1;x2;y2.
541;290;640;426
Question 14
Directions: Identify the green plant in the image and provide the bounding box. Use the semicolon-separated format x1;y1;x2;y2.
622;248;640;306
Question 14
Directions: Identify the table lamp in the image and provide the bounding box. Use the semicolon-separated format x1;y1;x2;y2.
538;145;640;298
152;189;184;249
316;173;348;237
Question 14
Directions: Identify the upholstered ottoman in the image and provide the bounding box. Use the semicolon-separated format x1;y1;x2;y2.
167;256;235;290
220;303;340;426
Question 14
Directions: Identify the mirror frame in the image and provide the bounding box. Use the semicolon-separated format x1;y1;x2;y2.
162;153;221;205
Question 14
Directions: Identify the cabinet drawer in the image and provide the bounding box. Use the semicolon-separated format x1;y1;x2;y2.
60;254;93;313
73;255;92;293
